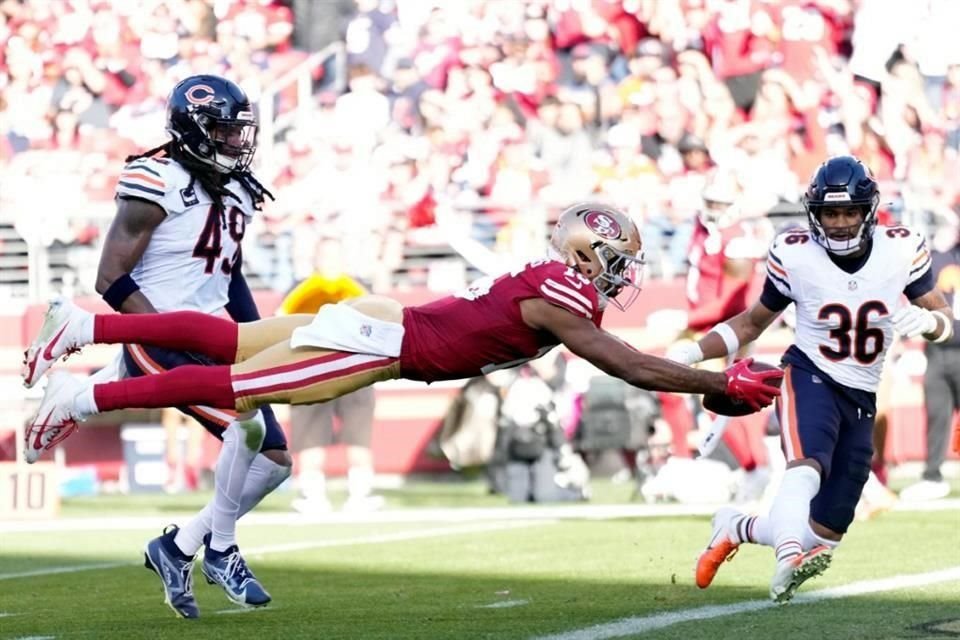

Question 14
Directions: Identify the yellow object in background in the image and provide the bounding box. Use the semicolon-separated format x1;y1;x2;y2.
280;274;366;315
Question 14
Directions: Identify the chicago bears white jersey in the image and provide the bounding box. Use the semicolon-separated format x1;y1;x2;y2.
765;225;932;392
115;157;256;314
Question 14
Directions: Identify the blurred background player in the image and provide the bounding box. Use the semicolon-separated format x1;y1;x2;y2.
281;237;383;513
87;74;289;617
663;170;772;502
676;156;953;603
900;214;960;502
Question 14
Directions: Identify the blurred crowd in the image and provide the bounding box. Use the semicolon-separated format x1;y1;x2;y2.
3;0;960;292
0;0;299;260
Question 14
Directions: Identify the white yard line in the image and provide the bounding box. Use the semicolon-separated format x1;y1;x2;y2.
214;607;277;615
532;566;960;640
0;562;131;581
4;499;957;534
477;599;530;609
0;520;550;582
244;520;545;555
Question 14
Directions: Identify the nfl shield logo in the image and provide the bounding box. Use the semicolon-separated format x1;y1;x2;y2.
360;324;372;337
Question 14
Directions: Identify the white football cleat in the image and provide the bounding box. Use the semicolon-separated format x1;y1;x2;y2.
24;372;88;463
899;479;951;502
291;496;333;515
22;297;92;388
770;545;833;604
695;506;742;589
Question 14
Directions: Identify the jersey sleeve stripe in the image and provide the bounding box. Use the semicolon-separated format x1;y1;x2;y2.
909;256;932;278
120;171;165;188
118;181;165;197
768;251;784;266
912;250;930;266
915;238;926;252
542;278;593;308
766;268;791;291
767;259;788;278
539;284;592;318
127;161;162;177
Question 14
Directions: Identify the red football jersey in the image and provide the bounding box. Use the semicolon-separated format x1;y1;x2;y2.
400;260;603;382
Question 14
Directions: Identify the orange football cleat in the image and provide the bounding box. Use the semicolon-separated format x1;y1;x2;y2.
695;507;743;589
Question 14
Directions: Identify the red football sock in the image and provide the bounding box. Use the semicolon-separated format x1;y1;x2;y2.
93;365;237;412
721;419;757;472
94;312;239;363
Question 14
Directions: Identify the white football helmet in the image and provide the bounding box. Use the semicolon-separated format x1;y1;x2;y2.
550;203;645;310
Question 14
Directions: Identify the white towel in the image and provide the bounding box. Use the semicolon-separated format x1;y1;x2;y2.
289;303;405;357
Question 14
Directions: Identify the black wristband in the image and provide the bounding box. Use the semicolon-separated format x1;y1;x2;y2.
102;274;140;311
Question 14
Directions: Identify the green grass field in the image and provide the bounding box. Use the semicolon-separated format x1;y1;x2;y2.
2;481;959;640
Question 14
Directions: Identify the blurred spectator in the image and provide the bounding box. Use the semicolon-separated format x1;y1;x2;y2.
2;0;959;297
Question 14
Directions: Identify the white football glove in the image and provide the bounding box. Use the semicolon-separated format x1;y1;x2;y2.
665;340;704;366
891;305;937;339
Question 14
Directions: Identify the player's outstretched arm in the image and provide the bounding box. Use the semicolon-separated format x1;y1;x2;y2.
893;289;955;342
522;298;726;395
95;197;166;314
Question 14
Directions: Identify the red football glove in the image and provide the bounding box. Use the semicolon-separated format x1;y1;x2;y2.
723;358;782;411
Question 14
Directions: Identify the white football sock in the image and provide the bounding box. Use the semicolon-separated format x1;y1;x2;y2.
731;514;774;547
238;455;291;514
770;465;821;563
801;522;840;551
208;415;265;552
78;310;95;345
299;469;328;501
73;381;99;418
347;465;375;499
175;453;291;556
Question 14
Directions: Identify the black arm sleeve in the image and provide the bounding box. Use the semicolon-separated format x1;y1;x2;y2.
760;277;793;312
904;266;935;301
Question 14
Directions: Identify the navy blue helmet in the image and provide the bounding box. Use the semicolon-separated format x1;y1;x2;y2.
803;155;880;255
166;75;258;174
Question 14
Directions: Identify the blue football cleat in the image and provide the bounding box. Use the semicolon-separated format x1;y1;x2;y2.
201;545;271;608
143;525;200;619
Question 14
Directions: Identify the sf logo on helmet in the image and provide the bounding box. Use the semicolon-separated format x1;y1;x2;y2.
185;84;216;105
584;210;621;239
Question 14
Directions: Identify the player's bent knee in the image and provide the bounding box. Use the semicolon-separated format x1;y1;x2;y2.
262;448;292;467
345;295;404;323
235;412;267;452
